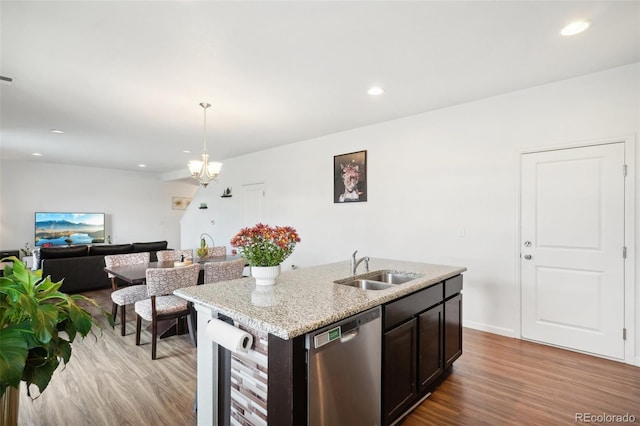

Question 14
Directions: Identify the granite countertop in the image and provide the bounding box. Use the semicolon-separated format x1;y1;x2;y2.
174;258;466;340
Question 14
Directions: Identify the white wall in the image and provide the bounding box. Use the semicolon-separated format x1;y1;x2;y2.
0;161;197;250
181;63;639;362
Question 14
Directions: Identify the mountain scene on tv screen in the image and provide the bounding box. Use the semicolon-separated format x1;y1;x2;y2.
35;214;104;246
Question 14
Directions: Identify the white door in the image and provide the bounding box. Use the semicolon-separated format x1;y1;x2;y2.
521;143;626;359
242;183;264;227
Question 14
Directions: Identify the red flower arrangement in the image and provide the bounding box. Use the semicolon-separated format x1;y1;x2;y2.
230;223;301;267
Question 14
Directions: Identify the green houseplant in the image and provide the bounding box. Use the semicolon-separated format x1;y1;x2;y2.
0;257;112;423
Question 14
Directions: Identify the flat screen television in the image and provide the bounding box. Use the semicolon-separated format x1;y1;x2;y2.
35;212;105;247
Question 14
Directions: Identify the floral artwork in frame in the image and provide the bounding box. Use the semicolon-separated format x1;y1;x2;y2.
334;150;367;203
172;197;192;210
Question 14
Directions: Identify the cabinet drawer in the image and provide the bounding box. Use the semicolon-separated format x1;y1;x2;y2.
384;283;443;330
444;275;463;299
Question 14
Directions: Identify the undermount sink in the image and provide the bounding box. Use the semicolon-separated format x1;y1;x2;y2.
338;279;394;291
335;270;422;291
365;271;416;285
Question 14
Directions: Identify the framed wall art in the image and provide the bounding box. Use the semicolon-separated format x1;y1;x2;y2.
171;196;192;210
334;150;367;203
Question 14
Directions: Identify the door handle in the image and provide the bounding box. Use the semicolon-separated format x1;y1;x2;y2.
524;254;532;260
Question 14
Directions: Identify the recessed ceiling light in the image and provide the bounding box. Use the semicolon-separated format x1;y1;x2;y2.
368;86;384;96
138;164;147;168
32;152;42;157
49;129;65;134
561;20;591;36
183;150;192;154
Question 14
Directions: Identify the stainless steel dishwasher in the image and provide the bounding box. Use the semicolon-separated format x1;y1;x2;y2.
306;306;381;426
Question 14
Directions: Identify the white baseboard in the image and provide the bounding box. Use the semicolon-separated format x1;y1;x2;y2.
463;320;515;338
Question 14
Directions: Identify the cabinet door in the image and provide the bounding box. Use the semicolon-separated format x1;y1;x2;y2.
384;318;417;423
444;294;463;369
418;304;443;392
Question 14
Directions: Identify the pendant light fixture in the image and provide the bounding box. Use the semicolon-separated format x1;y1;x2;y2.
188;102;223;188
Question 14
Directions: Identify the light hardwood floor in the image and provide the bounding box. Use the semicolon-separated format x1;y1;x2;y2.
18;288;640;426
18;288;198;426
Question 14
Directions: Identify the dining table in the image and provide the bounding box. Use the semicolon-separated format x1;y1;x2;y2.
103;254;245;285
103;254;245;338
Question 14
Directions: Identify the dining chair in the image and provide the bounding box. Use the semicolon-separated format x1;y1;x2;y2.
134;263;200;360
105;252;150;336
197;245;226;261
156;249;194;262
207;246;227;257
203;258;246;283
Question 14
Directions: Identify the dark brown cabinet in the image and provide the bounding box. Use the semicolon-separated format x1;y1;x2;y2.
418;303;444;392
382;275;463;425
384;318;417;422
444;293;462;368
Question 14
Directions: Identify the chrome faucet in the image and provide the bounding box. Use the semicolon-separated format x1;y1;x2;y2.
350;250;369;276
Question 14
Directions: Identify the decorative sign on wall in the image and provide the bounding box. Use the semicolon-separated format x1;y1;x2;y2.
333;150;367;203
171;197;192;210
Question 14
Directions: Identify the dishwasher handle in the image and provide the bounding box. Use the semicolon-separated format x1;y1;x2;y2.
340;328;359;343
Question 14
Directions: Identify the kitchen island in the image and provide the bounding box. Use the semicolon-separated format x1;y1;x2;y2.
175;258;466;426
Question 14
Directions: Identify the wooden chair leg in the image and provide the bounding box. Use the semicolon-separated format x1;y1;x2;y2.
135;315;141;346
151;316;157;360
120;304;127;336
112;302;118;322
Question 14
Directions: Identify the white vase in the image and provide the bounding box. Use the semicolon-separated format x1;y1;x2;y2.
251;286;277;306
251;265;281;286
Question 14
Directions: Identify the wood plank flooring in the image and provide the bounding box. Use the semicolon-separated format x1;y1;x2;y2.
402;328;640;426
17;288;640;426
18;288;198;426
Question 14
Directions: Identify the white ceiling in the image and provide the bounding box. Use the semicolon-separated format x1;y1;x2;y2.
1;1;639;177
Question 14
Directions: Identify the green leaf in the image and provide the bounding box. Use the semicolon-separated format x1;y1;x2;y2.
0;326;29;391
68;302;93;337
56;338;72;364
32;303;59;343
60;318;77;342
34;275;61;295
70;293;116;329
23;349;59;398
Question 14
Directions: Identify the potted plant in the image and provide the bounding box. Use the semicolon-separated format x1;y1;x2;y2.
19;243;34;269
0;257;113;425
19;243;32;259
230;223;301;286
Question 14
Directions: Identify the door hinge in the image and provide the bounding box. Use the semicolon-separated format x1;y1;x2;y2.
623;246;627;259
623;164;628;177
623;328;627;340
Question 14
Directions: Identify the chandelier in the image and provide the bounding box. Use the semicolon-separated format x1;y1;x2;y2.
188;102;223;188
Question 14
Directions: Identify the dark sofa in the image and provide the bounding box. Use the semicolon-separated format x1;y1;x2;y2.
39;241;168;293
